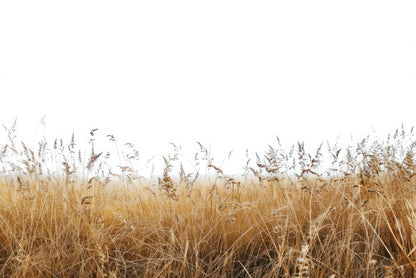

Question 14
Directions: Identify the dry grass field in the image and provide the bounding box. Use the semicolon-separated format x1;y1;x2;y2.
1;122;416;277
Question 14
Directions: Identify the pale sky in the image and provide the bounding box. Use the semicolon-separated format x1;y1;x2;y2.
1;1;415;173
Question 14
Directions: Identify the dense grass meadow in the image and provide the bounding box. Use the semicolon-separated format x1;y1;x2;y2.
1;122;416;277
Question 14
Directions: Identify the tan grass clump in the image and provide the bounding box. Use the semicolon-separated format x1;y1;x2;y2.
0;123;415;277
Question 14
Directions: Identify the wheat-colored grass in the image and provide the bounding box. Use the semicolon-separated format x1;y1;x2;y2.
0;123;416;277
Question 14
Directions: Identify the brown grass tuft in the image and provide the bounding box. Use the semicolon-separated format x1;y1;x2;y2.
0;124;416;277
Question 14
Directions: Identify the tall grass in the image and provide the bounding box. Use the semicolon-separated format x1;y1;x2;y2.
0;122;416;277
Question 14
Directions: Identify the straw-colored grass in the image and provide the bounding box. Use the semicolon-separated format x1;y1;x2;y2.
0;123;416;277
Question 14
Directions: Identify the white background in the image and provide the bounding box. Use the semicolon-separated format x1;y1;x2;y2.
1;1;415;173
